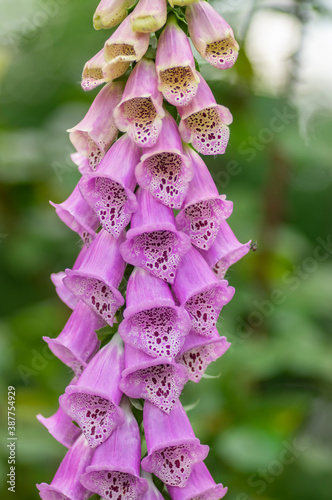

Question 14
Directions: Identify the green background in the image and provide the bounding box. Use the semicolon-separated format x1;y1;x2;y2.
1;0;332;499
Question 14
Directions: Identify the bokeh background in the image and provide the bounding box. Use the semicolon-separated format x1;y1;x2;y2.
1;0;332;498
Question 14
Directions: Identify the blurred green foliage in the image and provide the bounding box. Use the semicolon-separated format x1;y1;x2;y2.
1;1;332;499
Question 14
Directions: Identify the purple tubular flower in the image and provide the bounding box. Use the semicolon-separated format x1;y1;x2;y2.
172;247;235;336
51;246;87;310
131;0;167;33
81;48;119;92
63;229;126;325
141;471;165;500
156;16;200;106
186;1;239;70
135;112;193;209
119;343;188;413
114;59;165;147
37;403;82;449
43;301;103;376
141;400;209;487
176;146;233;250
104;15;150;79
167;462;228;500
79;134;140;238
68;82;124;171
71;152;92;175
199;220;251;279
59;334;125;448
176;328;230;383
80;397;149;499
93;0;136;30
50;185;100;246
177;76;233;155
120;189;191;283
118;267;191;359
37;434;94;500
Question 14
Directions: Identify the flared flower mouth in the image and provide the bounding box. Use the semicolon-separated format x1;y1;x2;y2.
120;362;188;414
142;440;209;487
183;106;230;155
205;37;239;70
118;96;162;146
105;43;136;62
43;337;87;376
159;66;199;106
36;408;82;449
213;243;250;279
80;470;148;500
119;305;190;358
37;483;88;500
120;226;191;283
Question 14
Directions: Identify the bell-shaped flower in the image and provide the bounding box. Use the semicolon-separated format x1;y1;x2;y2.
156;16;200;106
199;220;251;279
79;134;140;238
176;328;230;383
51;246;87;310
141;471;165;500
141;400;209;487
104;15;150;82
94;0;136;30
43;301;103;376
120;189;191;283
177;76;233;155
131;0;167;33
37;401;82;449
120;343;188;414
172;247;235;336
59;334;125;448
135;112;193;209
167;462;228;500
37;434;94;500
114;58;165;147
176;146;233;250
186;1;239;70
119;267;191;359
63;229;126;326
71;152;92;175
68;82;124;171
80;397;149;499
50;185;100;246
81;48;123;92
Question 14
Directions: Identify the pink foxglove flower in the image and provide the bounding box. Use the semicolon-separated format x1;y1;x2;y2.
59;334;125;448
118;267;191;359
114;58;165;147
141;400;209;486
176;146;233;250
63;229;126;325
37;434;94;500
141;471;165;500
104;15;150;79
199;220;251;279
176;328;230;383
178;76;233;155
135;112;193;209
37;402;82;449
50;185;100;246
186;1;239;70
43;301;103;376
156;16;200;106
79;134;140;238
120;343;188;413
93;0;136;30
120;188;191;283
172;247;235;336
167;461;228;500
81;48;122;92
68;82;124;171
80;397;149;499
71;152;92;175
131;0;167;33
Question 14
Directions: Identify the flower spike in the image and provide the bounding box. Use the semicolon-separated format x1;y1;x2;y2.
94;0;136;30
114;58;165;147
79;134;140;238
186;1;239;70
59;334;125;448
178;75;233;155
156;16;200;106
131;0;167;33
68;81;124;171
176;146;233;250
120;188;191;283
135;112;193;209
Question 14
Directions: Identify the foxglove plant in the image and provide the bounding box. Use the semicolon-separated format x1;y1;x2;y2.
38;1;251;498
